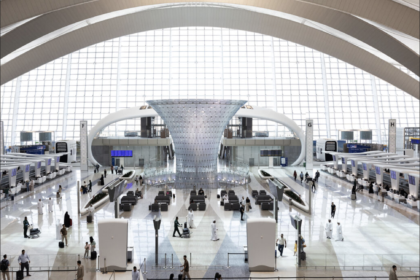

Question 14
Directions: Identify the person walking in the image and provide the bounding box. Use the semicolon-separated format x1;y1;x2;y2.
64;212;71;228
315;170;320;182
311;180;316;192
187;209;195;229
336;222;344;241
389;265;398;280
211;220;219;241
88;180;92;192
121;165;124;173
173;217;182;237
300;172;304;183
293;241;297;256
245;197;251;212
18;250;31;277
37;199;44;215
293;170;297;181
84;242;90;258
180;255;191;280
100;175;104;186
25;180;30;192
240;204;245;221
95;164;99;173
90;237;96;256
1;254;10;280
104;169;107;178
58;185;63;193
48;197;53;212
276;234;287;257
132;266;140;280
61;224;68;246
76;261;84;280
139;175;143;186
110;165;114;174
331;202;336;218
325;219;333;239
23;217;30;239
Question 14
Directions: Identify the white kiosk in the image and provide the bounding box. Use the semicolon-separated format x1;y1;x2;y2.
247;218;276;272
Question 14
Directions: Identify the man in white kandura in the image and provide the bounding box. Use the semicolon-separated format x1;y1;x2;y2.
336;222;344;241
48;197;54;212
87;204;95;217
325;219;333;239
37;199;44;215
187;209;195;229
211;220;219;241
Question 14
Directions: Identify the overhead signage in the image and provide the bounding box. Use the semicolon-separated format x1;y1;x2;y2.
390;170;397;180
409;175;416;185
362;163;367;171
351;160;355;167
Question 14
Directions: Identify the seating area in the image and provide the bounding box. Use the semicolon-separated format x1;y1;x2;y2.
188;202;207;211
119;191;139;212
255;195;272;205
190;195;205;203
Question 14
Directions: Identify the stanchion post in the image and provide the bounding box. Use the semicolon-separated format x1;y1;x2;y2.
77;181;80;214
171;254;173;268
190;253;192;268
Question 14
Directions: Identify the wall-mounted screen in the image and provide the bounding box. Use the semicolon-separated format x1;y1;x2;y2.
375;166;381;175
11;169;17;177
25;165;30;172
362;163;367;171
260;150;281;157
111;150;133;157
408;175;416;185
56;142;68;152
325;141;337;151
341;158;345;164
47;159;51;165
333;155;336;161
37;162;42;168
390;170;397;180
351;160;356;167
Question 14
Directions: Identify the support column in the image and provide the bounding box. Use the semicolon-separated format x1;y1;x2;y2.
320;54;331;138
115;37;122;137
80;121;88;170
370;75;382;144
270;37;279;137
388;119;397;153
305;119;314;170
0;121;4;155
62;54;72;139
10;77;22;146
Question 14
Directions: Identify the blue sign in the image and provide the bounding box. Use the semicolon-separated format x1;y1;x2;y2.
37;162;41;168
333;155;336;161
409;175;416;185
351;160;356;167
362;163;367;171
390;170;397;180
11;169;17;177
25;165;30;172
342;158;345;164
375;166;381;175
111;150;133;157
47;159;51;165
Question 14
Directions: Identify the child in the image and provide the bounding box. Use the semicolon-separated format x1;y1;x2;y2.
294;240;297;256
84;242;91;258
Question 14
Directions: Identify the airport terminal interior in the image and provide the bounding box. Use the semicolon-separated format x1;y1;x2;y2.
0;1;419;280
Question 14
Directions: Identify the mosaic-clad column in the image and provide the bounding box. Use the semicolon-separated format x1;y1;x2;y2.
148;99;246;189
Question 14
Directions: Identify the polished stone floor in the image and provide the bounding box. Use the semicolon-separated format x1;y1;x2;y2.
0;165;419;280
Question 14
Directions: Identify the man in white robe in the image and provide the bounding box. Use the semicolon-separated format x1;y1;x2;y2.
187;209;195;229
87;204;95;217
211;220;219;241
37;199;44;215
325;219;333;239
336;222;343;241
48;197;53;212
222;194;228;204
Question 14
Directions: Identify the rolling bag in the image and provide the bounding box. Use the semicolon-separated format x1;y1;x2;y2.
16;271;23;280
59;241;64;248
301;251;306;261
217;194;220;199
69;218;73;226
87;215;93;223
178;274;183;280
91;251;97;260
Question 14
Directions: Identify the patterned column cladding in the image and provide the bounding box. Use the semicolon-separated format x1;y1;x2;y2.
147;99;246;189
80;120;88;171
305;119;313;170
388;119;397;153
0;121;3;155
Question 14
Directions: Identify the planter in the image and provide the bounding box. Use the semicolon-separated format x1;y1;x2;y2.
258;169;273;180
121;170;136;181
81;192;109;215
283;189;309;212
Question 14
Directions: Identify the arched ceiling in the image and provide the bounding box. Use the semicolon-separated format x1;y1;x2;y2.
0;0;419;99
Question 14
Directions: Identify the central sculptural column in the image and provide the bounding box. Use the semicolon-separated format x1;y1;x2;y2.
147;99;246;189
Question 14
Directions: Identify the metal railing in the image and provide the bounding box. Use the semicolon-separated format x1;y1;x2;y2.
146;277;419;280
1;266;77;280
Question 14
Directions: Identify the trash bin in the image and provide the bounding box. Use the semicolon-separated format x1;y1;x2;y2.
303;162;306;168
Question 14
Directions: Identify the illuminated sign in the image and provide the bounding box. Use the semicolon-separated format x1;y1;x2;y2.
375;166;381;175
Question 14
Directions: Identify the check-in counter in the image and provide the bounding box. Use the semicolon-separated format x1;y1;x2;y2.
408;173;419;208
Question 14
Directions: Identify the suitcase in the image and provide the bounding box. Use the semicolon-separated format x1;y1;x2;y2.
173;194;175;199
59;241;64;248
301;251;306;261
217;194;220;199
16;271;23;280
178;274;183;280
221;201;224;206
87;215;93;223
91;251;97;260
184;222;188;229
69;219;72;226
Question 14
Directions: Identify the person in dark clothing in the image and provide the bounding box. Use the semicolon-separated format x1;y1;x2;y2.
311;180;316;192
173;217;182;237
95;164;99;172
368;182;374;194
331;202;336;218
352;179;357;194
104;169;107;178
305;172;309;181
240;205;245;221
23;217;30;238
293;170;297;181
121;165;124;173
64;212;71;228
88;180;92;192
169;274;174;280
100;175;104;186
198;188;204;195
110;165;114;174
300;172;304;183
214;273;222;280
315;171;320;182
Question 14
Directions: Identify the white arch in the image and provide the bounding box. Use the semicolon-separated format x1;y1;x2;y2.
88;106;306;167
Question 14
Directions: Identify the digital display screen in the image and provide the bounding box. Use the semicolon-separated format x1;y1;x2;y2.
325;141;337;151
259;150;281;157
375;166;381;175
351;160;356;167
25;165;30;172
362;163;367;171
111;150;133;157
409;175;416;185
342;158;345;164
333;155;336;161
56;142;67;152
390;170;397;180
47;159;52;165
37;162;42;168
11;169;17;177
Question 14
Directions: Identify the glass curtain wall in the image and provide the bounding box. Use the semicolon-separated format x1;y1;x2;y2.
1;27;419;147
